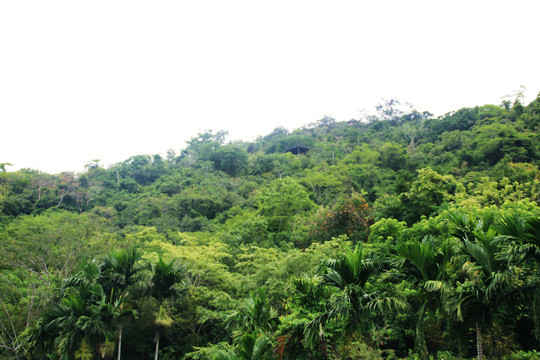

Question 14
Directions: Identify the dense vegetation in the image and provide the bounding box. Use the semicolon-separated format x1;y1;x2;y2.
1;96;539;360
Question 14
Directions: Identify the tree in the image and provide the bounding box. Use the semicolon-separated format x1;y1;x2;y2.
255;177;315;233
495;214;540;340
184;130;228;152
310;192;372;244
302;166;345;205
399;168;455;224
115;155;167;186
0;210;114;360
147;256;185;360
306;245;408;353
225;288;278;340
462;122;536;166
208;146;248;177
0;182;10;215
446;211;514;360
378;142;407;171
370;98;428;124
265;134;314;154
31;172;55;202
0;163;12;172
395;236;452;359
250;152;296;179
214;332;272;360
26;261;117;360
100;248;141;360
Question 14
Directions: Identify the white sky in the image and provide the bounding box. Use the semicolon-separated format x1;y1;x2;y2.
1;1;539;174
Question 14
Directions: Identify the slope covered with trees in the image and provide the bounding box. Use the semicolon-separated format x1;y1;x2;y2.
1;95;539;359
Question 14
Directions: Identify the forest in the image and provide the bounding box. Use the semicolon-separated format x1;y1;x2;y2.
1;95;539;360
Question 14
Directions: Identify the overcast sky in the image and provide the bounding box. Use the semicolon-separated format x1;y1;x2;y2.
1;1;539;174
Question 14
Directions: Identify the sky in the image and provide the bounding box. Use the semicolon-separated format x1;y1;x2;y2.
1;1;539;174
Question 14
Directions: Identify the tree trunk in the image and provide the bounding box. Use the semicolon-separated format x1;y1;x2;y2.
56;193;65;207
117;325;122;360
476;321;483;360
154;330;160;360
534;289;540;340
416;304;429;360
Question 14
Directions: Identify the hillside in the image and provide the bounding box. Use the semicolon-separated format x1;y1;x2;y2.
1;96;539;359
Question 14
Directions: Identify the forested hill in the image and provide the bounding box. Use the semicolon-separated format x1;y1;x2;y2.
1;96;539;360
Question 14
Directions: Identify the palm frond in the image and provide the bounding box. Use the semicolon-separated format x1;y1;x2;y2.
494;213;525;240
524;217;540;245
251;333;271;360
446;210;474;240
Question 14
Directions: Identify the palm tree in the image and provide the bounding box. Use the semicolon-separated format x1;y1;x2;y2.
395;236;452;360
225;288;278;340
306;245;409;353
495;214;540;339
147;256;185;360
26;295;84;359
26;267;115;360
447;211;513;360
26;254;139;360
214;332;272;360
101;248;141;294
495;214;540;263
276;274;328;359
100;248;141;360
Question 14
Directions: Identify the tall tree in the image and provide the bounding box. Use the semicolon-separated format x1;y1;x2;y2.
100;248;141;360
147;256;185;360
225;288;278;340
396;236;452;360
306;245;408;353
446;211;514;360
495;214;540;340
26;261;115;360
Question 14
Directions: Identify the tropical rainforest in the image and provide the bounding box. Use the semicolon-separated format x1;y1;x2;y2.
1;95;539;360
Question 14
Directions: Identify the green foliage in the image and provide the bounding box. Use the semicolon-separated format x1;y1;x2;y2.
148;255;185;302
344;144;381;165
303;244;410;355
225;288;278;340
0;182;10;215
254;177;315;234
310;192;372;244
395;237;453;359
218;207;271;249
398;168;456;224
378;142;408;171
368;218;406;245
25;252;140;360
208;145;248;177
2;96;540;359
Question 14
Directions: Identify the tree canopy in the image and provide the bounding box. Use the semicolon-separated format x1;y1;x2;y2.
1;95;540;359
